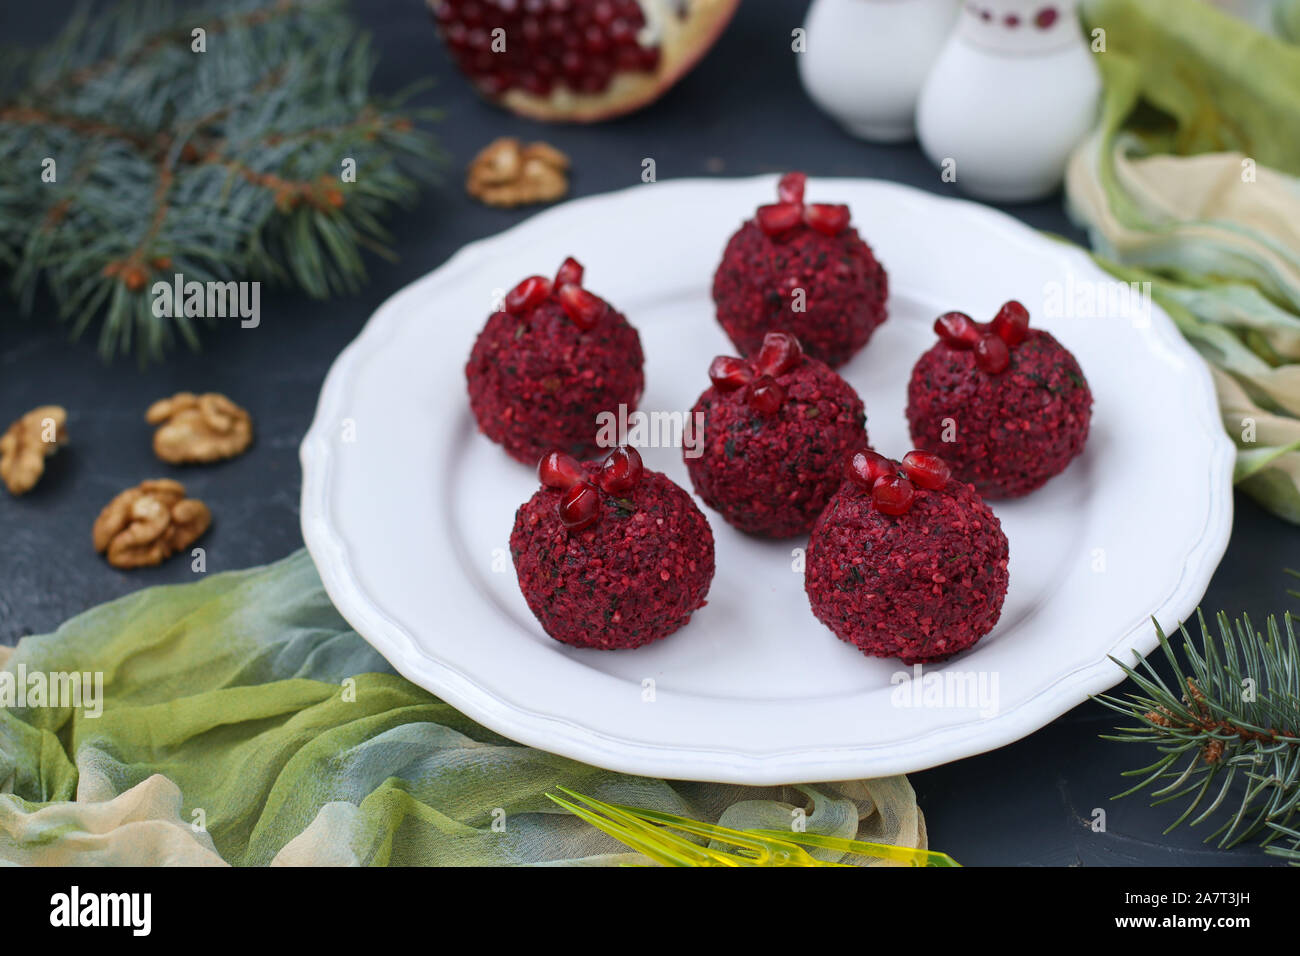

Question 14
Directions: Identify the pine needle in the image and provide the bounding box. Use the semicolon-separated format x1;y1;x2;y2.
1098;597;1300;862
0;0;443;363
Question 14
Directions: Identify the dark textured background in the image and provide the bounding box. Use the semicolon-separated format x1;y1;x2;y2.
1;0;1293;865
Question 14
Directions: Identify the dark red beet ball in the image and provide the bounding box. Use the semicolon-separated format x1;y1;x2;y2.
805;476;1009;664
466;267;643;465
685;352;867;538
511;463;714;650
906;329;1092;498
712;201;888;368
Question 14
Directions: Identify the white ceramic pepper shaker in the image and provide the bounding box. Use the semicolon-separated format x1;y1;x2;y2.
798;0;960;143
915;0;1100;201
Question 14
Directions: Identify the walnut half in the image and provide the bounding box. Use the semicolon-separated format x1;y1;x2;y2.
467;137;570;208
146;392;252;464
93;479;211;569
0;405;67;495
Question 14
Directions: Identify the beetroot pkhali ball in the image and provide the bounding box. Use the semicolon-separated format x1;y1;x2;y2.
466;257;644;465
906;302;1093;498
805;449;1009;664
685;331;867;538
511;446;715;650
712;172;888;368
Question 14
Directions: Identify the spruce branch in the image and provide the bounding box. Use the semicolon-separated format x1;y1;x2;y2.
1097;600;1300;862
0;0;443;362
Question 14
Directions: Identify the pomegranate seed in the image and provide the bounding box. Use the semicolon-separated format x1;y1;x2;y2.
900;451;951;491
708;355;753;392
521;72;552;95
438;0;654;99
557;283;606;330
754;331;803;376
934;311;981;350
538;450;585;489
504;275;551;315
777;171;807;205
992;300;1030;347
577;70;608;94
558;480;601;532
554;256;584;288
480;72;511;95
748;375;786;415
804;203;851;236
614;45;641;70
583;24;609;54
598;445;643;493
872;475;916;516
845;450;895;491
974;334;1011;374
1035;6;1059;28
756;202;803;237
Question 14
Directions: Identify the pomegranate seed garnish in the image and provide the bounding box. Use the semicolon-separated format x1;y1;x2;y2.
748;376;786;415
504;275;551;315
538;450;585;490
901;451;951;491
845;450;895;491
554;256;584;288
934;311;981;349
991;300;1030;347
804;203;851;236
756;202;803;237
777;171;807;205
598;445;643;493
974;334;1011;374
754;331;803;377
708;355;753;392
558;480;601;532
872;475;916;516
556;283;606;330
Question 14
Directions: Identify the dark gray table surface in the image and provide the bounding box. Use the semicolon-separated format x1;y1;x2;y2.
1;0;1294;866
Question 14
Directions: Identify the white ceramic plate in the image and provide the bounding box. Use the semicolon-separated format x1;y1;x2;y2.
301;176;1233;784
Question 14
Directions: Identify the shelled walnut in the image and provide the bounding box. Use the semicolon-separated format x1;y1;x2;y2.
0;405;67;495
146;392;252;464
466;137;569;207
93;479;211;569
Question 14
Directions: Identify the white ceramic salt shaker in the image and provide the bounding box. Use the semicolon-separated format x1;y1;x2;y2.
798;0;960;143
916;0;1100;202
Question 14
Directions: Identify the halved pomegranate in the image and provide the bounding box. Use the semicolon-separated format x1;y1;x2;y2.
429;0;740;123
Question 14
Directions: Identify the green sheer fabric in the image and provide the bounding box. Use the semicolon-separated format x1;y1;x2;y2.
0;551;924;866
1067;0;1300;521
